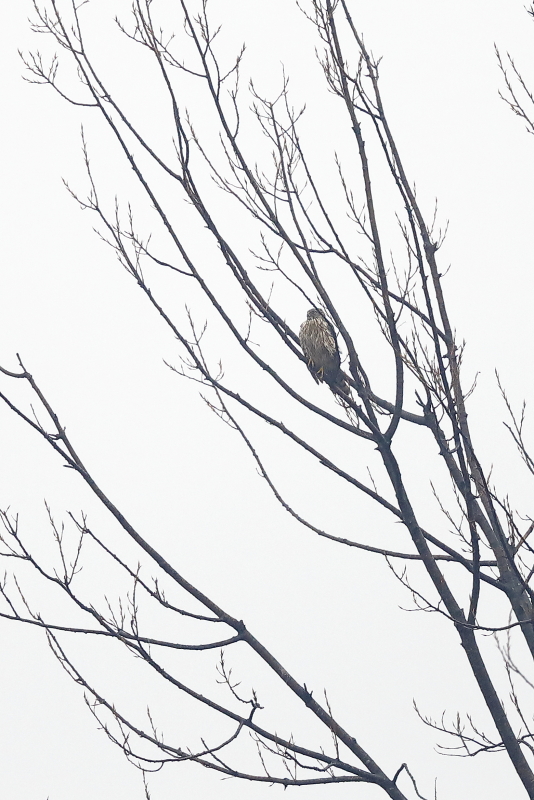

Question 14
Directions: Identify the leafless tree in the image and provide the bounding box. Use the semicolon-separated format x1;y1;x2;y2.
2;1;534;798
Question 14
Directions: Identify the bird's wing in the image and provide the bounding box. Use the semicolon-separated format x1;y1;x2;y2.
322;317;341;367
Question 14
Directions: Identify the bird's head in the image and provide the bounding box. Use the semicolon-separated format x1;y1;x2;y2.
307;308;325;320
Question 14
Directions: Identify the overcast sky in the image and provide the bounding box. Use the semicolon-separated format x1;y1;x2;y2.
2;2;534;799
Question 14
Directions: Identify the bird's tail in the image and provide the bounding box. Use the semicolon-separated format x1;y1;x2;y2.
333;370;351;397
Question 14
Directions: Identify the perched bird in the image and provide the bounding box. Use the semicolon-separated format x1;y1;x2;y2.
299;308;350;395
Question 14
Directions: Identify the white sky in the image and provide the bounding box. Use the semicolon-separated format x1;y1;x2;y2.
1;1;534;798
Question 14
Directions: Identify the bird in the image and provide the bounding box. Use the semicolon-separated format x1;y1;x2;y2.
299;308;350;395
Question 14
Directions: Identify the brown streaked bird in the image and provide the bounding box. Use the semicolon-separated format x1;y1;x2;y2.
299;308;350;395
